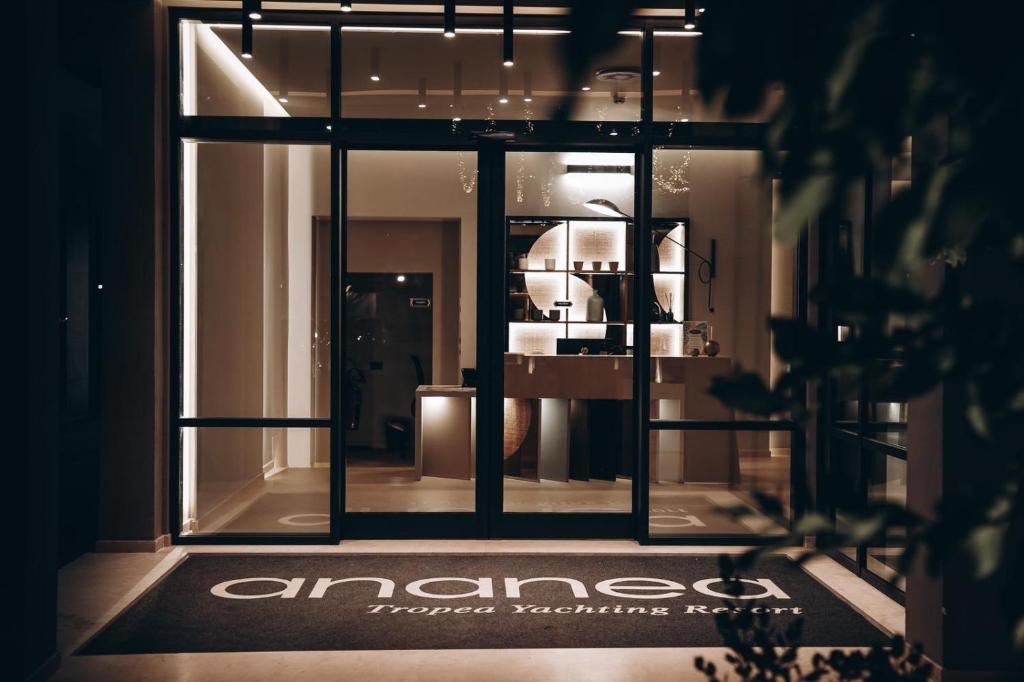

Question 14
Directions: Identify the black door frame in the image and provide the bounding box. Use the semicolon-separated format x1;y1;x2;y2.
167;6;805;544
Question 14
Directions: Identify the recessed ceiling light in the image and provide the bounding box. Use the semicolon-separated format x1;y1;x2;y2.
277;97;288;103
652;70;661;77
581;86;591;91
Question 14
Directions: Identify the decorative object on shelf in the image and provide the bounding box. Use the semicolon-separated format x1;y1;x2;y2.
573;260;584;271
517;254;529;270
591;260;602;271
704;339;720;357
544;258;556;271
609;260;620;272
530;308;543;321
683;321;711;356
586;290;605;322
512;308;525;321
548;309;561;321
664;291;675;321
689;347;701;357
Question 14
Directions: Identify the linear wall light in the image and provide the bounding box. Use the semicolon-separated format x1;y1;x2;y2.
444;0;456;38
567;165;633;174
241;19;254;58
340;27;567;35
502;1;514;66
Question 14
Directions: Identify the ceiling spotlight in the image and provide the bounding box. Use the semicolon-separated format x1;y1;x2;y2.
396;274;406;282
278;97;288;103
502;0;514;66
241;19;254;59
370;46;381;82
452;116;462;122
609;128;619;136
684;0;697;30
341;2;353;12
245;0;262;21
523;71;533;102
581;85;591;92
584;198;629;218
444;0;456;38
418;77;427;108
652;70;661;77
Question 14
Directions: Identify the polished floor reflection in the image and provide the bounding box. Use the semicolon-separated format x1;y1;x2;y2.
196;449;788;537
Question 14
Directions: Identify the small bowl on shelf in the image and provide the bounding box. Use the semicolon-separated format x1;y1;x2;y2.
573;260;584;272
609;261;620;272
591;260;602;271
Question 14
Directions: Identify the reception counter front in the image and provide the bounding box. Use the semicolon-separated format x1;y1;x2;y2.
414;354;738;486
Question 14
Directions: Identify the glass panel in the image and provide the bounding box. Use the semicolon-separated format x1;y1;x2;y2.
503;151;635;513
575;34;642;125
653;34;783;123
831;437;863;562
867;453;907;590
344;150;477;512
180;427;330;535
180;141;331;418
340;29;639;123
181;21;330;117
648;428;790;537
651;149;796;422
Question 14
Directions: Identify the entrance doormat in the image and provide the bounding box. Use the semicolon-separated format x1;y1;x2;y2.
80;554;886;655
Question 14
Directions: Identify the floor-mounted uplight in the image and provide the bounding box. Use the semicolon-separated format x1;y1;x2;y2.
444;0;456;38
502;0;514;66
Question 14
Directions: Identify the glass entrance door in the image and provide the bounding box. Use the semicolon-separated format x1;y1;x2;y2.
340;148;483;537
489;149;638;538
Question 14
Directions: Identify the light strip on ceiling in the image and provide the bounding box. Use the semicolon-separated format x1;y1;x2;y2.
342;26;569;34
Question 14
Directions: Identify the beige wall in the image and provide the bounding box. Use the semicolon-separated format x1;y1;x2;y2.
344;150;478;371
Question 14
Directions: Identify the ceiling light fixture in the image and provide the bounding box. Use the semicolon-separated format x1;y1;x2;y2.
502;1;514;66
241;19;254;59
341;2;353;13
452;60;463;120
444;0;456;38
684;0;697;30
246;0;262;21
581;85;591;91
653;70;661;77
370;46;381;81
418;77;427;108
523;71;533;102
498;67;509;103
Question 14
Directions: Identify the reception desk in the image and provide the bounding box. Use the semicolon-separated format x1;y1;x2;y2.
504;353;738;485
414;355;738;485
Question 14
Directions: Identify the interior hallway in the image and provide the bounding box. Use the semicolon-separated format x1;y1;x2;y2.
54;541;903;681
